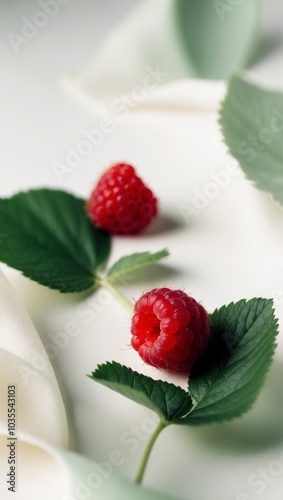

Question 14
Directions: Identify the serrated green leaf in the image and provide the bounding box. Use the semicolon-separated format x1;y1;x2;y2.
220;75;283;206
182;298;278;425
176;0;259;79
90;361;193;423
106;249;169;282
0;189;111;292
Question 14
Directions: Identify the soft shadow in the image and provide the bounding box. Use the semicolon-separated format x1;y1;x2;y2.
252;34;282;66
130;263;184;287
26;279;95;306
144;213;186;236
192;359;283;454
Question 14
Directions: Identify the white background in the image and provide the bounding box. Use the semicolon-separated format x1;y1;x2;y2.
1;1;283;499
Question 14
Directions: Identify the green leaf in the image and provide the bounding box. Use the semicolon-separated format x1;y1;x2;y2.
0;189;111;292
220;75;283;206
106;249;169;282
183;298;278;425
90;361;193;423
176;0;259;79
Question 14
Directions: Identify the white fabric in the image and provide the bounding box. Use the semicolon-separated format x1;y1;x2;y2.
62;0;227;115
2;104;283;499
0;271;174;499
62;0;283;115
0;272;68;447
1;1;283;499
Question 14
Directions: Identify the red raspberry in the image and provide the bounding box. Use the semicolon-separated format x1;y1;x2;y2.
131;288;210;373
87;163;158;235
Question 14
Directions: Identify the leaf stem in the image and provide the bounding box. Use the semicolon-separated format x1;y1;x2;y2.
135;419;169;485
95;276;133;313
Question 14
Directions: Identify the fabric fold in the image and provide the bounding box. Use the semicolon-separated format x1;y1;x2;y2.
62;0;227;115
0;269;175;499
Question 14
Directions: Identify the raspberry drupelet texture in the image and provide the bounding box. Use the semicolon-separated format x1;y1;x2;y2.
87;163;158;235
131;288;210;373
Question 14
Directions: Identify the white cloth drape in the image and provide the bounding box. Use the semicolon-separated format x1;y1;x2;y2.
0;271;174;499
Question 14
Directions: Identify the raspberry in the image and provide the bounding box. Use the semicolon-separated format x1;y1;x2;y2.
87;163;158;235
131;288;210;373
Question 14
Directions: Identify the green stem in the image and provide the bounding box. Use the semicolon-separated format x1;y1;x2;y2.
96;276;133;313
135;419;169;485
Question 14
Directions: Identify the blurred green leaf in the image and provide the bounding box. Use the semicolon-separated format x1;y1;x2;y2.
176;0;259;79
220;75;283;205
